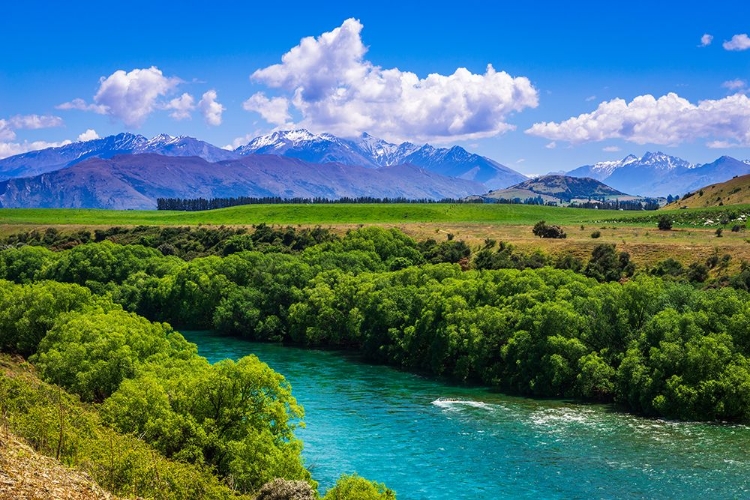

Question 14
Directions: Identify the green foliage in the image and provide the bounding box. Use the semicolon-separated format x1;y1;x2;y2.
323;474;396;500
0;355;248;499
532;220;566;239
657;215;673;231
0;280;99;356
32;309;194;402
590;230;601;238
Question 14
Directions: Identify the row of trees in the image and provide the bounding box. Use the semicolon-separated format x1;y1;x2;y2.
2;226;750;422
157;196;467;211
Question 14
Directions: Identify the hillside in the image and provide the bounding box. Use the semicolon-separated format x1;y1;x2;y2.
0;432;117;500
483;174;639;205
0;153;485;209
664;174;750;209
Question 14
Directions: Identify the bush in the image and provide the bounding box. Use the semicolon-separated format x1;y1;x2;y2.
532;221;566;239
657;216;672;231
590;231;601;239
323;474;396;500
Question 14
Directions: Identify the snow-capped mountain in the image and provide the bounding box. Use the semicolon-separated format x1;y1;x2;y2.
236;129;527;190
0;133;239;181
567;152;749;197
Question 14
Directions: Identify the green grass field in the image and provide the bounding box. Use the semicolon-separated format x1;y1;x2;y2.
0;203;720;227
2;204;750;271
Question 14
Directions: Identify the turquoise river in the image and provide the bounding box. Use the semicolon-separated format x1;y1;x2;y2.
182;331;750;499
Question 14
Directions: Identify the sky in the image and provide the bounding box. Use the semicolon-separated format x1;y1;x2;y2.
2;0;750;175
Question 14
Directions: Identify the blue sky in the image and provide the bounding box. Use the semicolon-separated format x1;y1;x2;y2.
2;0;750;174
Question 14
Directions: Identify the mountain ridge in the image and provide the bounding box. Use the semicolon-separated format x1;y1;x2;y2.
567;151;750;197
0;153;487;209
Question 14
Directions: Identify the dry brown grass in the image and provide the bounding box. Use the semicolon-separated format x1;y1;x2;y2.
0;433;117;500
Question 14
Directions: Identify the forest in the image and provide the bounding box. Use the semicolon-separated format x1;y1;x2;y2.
2;223;750;497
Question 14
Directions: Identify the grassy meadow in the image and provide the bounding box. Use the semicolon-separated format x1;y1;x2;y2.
2;203;750;269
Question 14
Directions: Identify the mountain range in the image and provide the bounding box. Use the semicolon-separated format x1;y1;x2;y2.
0;130;526;191
567;152;750;198
1;130;750;209
0;154;486;210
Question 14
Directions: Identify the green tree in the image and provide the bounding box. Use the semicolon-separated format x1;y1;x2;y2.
323;474;396;500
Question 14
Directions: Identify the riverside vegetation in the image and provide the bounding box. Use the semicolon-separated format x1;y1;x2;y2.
2;222;750;497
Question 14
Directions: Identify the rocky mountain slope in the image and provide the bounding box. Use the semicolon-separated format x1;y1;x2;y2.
567;152;750;197
237;129;528;189
0;154;486;209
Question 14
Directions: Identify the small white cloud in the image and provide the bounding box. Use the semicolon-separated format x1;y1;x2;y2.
166;93;195;120
56;98;107;114
0;139;72;160
1;114;64;140
243;93;292;126
526;92;750;147
722;79;746;91
603;146;621;152
516;158;525;164
585;95;597;102
8;114;64;129
198;90;225;126
700;34;713;47
246;18;538;143
724;34;750;51
59;67;182;127
77;129;100;142
707;140;740;149
545;141;557;149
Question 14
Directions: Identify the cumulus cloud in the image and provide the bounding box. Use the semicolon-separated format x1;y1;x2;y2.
58;67;182;127
700;34;713;47
526;92;750;147
245;18;538;142
198;90;225;126
724;34;750;51
722;79;747;90
77;129;100;142
243;93;292;126
166;93;195;120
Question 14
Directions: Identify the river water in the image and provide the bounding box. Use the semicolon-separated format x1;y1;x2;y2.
182;331;750;499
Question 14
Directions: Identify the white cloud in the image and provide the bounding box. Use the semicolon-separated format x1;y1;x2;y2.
77;129;100;142
245;18;538;143
166;93;195;120
58;67;182;127
56;98;107;114
198;90;225;126
0;140;72;160
526;92;750;147
603;146;621;152
243;93;292;126
0;114;66;156
700;34;713;47
722;79;746;90
8;114;64;129
724;34;750;51
545;141;557;149
585;95;597;102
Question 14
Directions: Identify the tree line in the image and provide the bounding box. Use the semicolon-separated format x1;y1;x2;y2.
2;225;750;424
156;196;469;211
